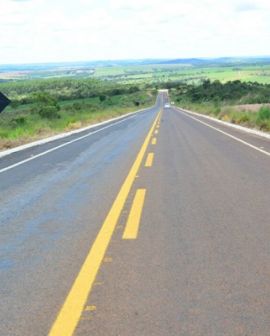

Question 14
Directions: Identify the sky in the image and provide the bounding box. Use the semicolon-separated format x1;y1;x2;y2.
1;0;270;64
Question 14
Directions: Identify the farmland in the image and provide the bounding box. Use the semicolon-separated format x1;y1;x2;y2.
93;64;270;85
2;58;270;84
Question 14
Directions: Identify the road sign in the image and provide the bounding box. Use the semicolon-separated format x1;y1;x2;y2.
0;91;10;113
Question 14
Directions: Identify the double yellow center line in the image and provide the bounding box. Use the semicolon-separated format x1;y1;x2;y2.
145;152;154;167
49;112;161;336
152;137;157;145
123;114;160;239
122;189;146;239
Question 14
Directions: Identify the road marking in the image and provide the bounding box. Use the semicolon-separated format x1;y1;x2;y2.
48;112;160;336
93;282;103;286
0;114;138;174
155;130;159;135
179;110;270;157
152;138;157;145
85;305;96;312
145;152;154;167
122;189;146;239
176;107;270;140
80;317;92;321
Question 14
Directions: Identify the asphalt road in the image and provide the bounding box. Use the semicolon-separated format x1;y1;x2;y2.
0;92;270;335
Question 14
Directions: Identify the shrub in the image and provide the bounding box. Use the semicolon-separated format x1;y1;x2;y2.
72;102;83;110
237;114;250;123
10;116;26;128
257;106;270;122
38;106;59;119
32;92;58;105
30;92;61;119
128;86;139;93
99;95;106;102
10;100;20;109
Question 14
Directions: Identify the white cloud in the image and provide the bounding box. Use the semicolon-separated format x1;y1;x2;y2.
0;0;270;64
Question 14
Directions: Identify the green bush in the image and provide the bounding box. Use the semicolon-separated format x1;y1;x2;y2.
10;100;20;109
10;116;26;128
72;102;83;110
237;114;250;123
257;106;270;121
99;95;106;102
28;92;61;119
38;105;60;119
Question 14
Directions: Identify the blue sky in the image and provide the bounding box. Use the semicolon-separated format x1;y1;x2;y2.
1;0;270;64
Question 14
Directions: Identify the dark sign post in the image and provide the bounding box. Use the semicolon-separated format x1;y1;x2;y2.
0;92;10;113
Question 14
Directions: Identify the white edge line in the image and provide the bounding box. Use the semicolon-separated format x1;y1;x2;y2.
0;113;140;174
175;106;270;140
176;108;270;157
0;106;153;159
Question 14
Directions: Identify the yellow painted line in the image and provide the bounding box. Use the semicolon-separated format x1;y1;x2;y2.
48;112;160;336
80;317;92;321
145;152;154;167
122;189;146;239
85;305;96;312
93;282;103;286
152;138;157;145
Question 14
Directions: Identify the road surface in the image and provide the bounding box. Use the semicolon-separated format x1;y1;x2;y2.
0;92;270;335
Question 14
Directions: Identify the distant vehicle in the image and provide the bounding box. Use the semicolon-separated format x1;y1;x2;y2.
164;103;170;108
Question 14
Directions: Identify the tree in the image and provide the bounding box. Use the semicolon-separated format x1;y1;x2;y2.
33;92;60;119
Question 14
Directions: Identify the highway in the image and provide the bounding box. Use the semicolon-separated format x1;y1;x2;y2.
0;91;270;335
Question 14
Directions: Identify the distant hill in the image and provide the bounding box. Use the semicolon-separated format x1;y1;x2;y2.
0;59;165;72
1;57;270;73
158;58;208;65
158;57;270;67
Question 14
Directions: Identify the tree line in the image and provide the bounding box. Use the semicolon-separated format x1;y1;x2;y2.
162;79;270;104
0;78;141;105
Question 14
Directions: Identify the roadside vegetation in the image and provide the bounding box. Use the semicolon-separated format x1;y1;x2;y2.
169;80;270;131
1;59;270;151
0;78;155;149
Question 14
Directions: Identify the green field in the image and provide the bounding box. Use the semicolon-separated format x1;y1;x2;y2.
2;58;270;84
92;64;270;85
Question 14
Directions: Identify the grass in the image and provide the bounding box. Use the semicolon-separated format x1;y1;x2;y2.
0;91;155;150
92;64;270;85
173;100;270;132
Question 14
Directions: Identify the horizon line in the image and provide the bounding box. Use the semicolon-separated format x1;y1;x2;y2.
1;55;270;68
